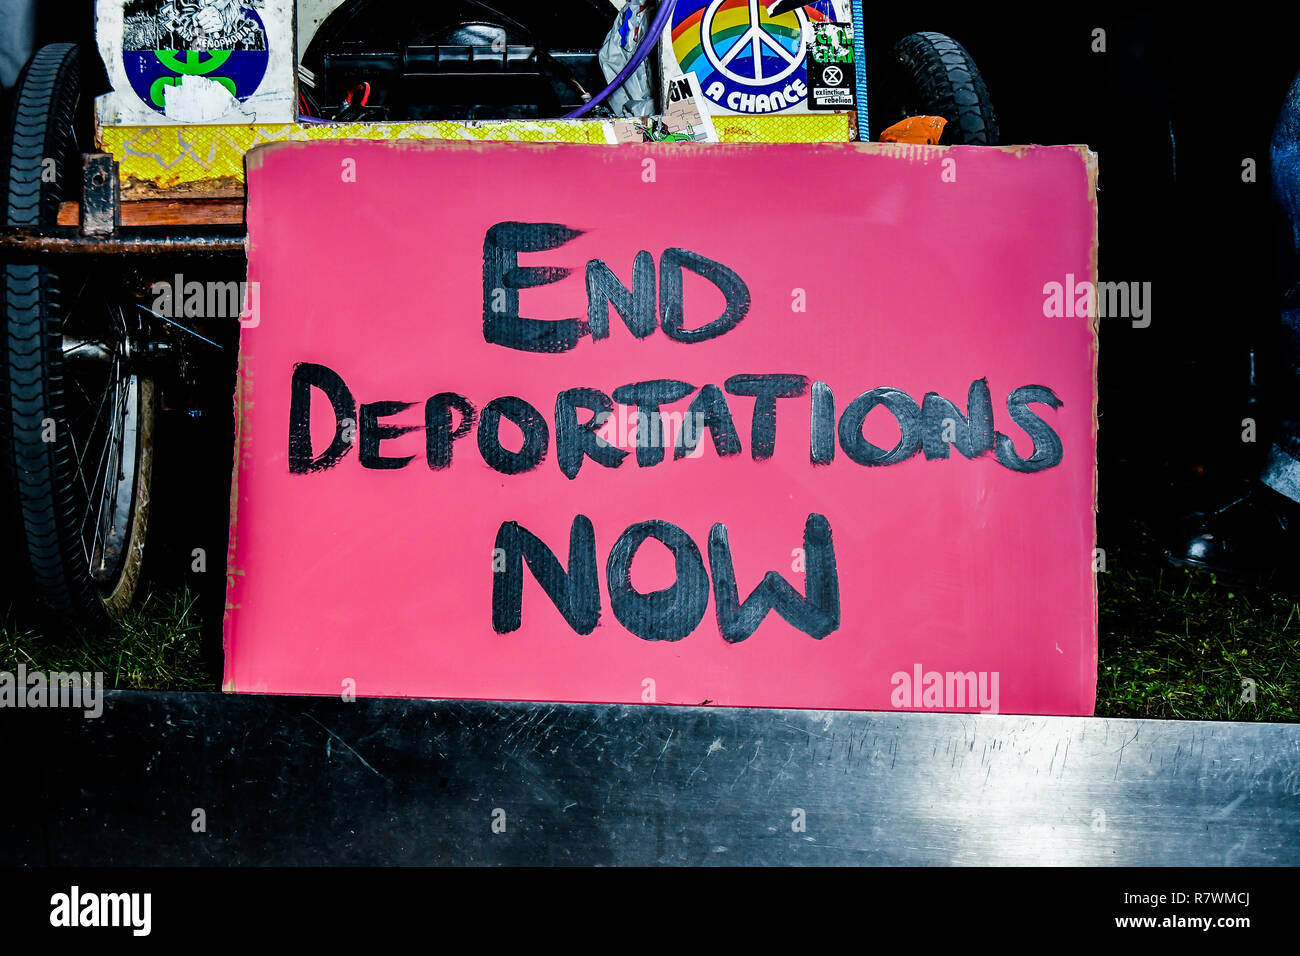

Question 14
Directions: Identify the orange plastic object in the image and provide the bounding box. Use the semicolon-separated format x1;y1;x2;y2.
880;116;948;145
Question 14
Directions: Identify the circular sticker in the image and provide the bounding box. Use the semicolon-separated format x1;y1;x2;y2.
120;1;269;120
669;0;834;114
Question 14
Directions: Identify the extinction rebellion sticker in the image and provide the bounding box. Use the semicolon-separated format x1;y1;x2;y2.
120;0;270;119
663;0;852;115
807;21;856;110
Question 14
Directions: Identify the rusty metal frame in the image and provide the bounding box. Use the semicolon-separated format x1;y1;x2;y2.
79;153;119;237
0;151;247;262
0;225;247;260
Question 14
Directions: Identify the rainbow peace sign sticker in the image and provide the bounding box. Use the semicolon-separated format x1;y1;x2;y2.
664;0;849;115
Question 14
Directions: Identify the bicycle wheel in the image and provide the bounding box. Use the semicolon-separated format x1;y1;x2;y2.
1;43;156;626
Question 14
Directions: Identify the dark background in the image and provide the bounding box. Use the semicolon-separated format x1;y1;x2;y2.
6;2;1299;632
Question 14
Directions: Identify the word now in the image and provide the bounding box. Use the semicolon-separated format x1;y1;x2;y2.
493;514;839;643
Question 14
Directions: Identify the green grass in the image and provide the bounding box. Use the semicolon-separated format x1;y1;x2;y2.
0;587;215;692
1;521;1298;719
1097;524;1300;721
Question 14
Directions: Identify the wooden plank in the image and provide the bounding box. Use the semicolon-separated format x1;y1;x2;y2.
57;199;245;227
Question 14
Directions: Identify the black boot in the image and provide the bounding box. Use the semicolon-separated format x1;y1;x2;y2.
1165;482;1300;577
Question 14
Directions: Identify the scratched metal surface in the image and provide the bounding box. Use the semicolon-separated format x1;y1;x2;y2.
7;691;1299;865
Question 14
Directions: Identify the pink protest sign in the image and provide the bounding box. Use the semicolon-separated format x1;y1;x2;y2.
226;140;1098;715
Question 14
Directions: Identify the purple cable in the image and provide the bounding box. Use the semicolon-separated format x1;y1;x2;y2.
564;0;678;119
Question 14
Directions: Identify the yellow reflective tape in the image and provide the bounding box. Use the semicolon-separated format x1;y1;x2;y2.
101;114;850;192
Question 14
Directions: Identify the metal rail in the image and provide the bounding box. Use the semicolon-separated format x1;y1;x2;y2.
0;225;247;260
6;691;1299;865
